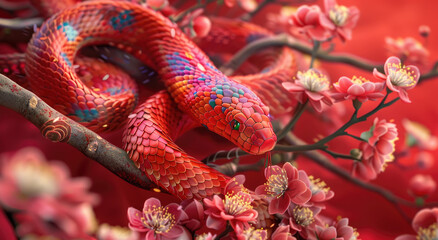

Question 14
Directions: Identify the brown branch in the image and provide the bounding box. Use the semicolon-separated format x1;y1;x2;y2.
0;74;156;191
219;34;438;83
285;133;417;222
220;34;383;75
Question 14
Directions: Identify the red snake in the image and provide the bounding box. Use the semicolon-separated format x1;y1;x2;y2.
1;0;296;200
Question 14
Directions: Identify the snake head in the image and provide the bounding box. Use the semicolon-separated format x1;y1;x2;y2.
224;101;277;155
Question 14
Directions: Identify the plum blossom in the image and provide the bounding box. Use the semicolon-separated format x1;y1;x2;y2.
234;226;267;240
281;204;322;237
307;217;356;240
415;151;435;169
178;9;211;38
288;5;333;42
321;0;360;41
395;208;438;240
203;190;257;231
419;25;431;38
385;37;429;66
96;223;139;240
15;198;96;239
282;69;333;112
0;147;98;210
255;162;312;214
271;225;297;240
180;199;204;232
195;232;216;240
332;76;385;102
408;174;436;198
373;56;420;103
403;119;438;150
127;198;187;240
300;173;334;207
352;118;398;181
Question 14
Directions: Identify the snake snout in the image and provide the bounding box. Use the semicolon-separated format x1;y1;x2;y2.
250;128;277;154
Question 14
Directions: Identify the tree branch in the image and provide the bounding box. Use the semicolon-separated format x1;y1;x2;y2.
0;74;156;191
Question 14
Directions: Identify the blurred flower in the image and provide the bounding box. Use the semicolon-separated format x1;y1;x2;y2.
96;223;139;240
0;147;98;210
282;69;333;112
288;5;333;41
385;37;429;66
415;151;435;169
195;232;216;240
127;198;187;240
203;191;257;231
332;76;385;102
271;225;297;240
419;25;431;38
353;118;398;181
403;119;438;150
193;16;211;38
255;162;312;214
15;198;96;239
395;208;438;240
301;173;334;207
266;7;295;34
321;0;360;41
145;0;168;10
373;56;420;103
234;226;267;240
307;217;355;240
238;0;258;12
180;199;204;232
408;174;436;198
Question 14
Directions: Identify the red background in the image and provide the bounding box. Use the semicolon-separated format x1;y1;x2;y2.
1;0;438;239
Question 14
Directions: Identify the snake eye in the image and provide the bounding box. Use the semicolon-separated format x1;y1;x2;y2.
231;120;240;130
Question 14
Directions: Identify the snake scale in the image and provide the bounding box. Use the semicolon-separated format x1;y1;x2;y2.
1;0;297;199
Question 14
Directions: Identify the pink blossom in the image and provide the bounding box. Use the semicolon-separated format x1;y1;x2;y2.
195;232;216;240
419;25;431;38
281;204;322;238
396;208;438;240
408;174;436;197
271;225;297;240
239;0;258;12
255;162;312;214
203;191;257;231
322;0;360;41
403;119;438;150
96;223;139;240
300;172;334;207
193;16;211;38
373;56;420;103
385;37;429;66
233;226;267;240
127;198;187;240
146;0;168;10
415;151;435;169
352;118;398;181
332;76;385;102
282;69;333;112
15;197;96;239
0;147;98;211
307;217;355;240
288;5;333;41
180;199;204;231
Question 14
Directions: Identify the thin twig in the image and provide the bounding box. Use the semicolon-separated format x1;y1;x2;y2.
171;0;215;22
0;74;156;191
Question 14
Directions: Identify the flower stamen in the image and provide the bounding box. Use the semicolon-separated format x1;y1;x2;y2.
142;205;175;234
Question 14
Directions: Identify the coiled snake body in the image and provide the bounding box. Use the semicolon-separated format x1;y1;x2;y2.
4;0;296;199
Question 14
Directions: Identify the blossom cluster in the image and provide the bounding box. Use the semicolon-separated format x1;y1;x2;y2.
126;164;359;240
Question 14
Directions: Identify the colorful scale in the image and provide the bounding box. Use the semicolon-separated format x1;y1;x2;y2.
13;0;297;199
